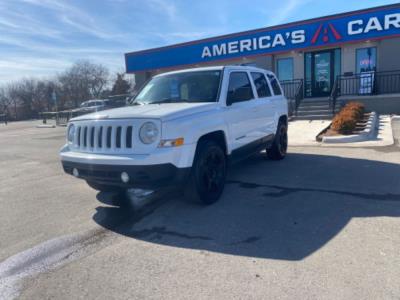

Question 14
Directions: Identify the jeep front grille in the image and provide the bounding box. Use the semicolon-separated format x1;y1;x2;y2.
70;121;138;154
69;119;161;154
76;124;133;149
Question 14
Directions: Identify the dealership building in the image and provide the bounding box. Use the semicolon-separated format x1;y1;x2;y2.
125;4;400;115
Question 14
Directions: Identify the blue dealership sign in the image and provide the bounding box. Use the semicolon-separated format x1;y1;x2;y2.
125;4;400;73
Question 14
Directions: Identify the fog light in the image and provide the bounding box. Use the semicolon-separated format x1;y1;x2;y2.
121;172;130;183
72;168;79;177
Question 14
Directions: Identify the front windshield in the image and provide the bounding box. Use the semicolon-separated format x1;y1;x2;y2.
134;70;221;104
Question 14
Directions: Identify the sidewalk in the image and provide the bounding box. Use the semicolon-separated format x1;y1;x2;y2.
288;119;329;146
288;115;395;147
392;116;400;147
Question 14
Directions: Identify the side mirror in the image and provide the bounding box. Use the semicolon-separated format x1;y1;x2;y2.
226;91;234;106
226;88;251;106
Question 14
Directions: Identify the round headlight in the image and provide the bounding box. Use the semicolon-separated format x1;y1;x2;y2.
67;124;75;143
139;122;159;144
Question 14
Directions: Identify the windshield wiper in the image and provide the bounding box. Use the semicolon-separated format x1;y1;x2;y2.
150;98;176;104
133;98;194;105
146;98;191;104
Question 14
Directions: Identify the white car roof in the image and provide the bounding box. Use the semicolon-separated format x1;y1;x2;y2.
84;99;106;103
155;65;274;77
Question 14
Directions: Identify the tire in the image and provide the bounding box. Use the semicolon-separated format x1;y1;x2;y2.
267;121;288;160
185;140;227;205
86;180;124;193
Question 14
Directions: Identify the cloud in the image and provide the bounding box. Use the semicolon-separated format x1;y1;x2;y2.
0;13;63;39
0;0;324;85
149;30;227;45
60;16;120;40
262;0;315;26
19;0;119;40
146;0;178;20
20;0;87;17
0;52;123;84
0;57;71;83
0;18;19;29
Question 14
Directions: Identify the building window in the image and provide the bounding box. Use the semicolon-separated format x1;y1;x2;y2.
334;48;341;80
356;47;377;73
305;53;312;97
277;58;294;81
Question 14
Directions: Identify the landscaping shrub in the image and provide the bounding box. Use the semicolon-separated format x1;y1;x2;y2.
331;102;365;134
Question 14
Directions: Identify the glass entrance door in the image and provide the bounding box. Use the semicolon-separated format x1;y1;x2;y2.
305;49;341;97
314;52;331;97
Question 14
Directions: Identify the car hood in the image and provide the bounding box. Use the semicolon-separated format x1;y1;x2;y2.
70;102;218;122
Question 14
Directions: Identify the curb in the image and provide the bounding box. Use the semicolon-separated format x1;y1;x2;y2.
322;112;378;143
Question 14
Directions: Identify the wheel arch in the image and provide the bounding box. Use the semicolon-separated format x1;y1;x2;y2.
196;130;228;157
278;115;288;127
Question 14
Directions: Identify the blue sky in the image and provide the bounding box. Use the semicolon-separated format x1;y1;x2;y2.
0;0;398;84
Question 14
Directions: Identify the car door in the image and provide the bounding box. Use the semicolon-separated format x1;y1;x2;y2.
224;71;259;151
250;72;275;137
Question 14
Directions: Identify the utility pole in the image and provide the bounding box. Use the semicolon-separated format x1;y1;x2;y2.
52;90;58;112
52;90;58;125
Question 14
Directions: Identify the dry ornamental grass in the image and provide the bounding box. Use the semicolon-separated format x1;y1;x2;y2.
331;102;365;134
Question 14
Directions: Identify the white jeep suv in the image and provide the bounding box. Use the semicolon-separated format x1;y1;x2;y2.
60;66;288;204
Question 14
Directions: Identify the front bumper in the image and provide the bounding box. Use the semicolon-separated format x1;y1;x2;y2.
62;160;190;189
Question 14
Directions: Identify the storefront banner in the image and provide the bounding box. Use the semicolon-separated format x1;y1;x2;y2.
125;5;400;72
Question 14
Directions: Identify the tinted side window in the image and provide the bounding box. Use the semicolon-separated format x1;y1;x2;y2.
251;72;271;98
267;74;282;95
227;72;254;105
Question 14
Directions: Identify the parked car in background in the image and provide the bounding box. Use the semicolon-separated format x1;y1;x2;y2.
78;99;110;113
107;94;131;108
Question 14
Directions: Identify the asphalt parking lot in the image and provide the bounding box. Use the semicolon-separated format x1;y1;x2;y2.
1;120;400;299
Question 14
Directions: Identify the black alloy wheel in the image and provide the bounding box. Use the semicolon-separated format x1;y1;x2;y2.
186;140;226;205
277;124;288;156
267;121;288;160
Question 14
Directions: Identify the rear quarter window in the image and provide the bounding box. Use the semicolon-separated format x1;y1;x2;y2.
267;74;282;95
251;72;271;98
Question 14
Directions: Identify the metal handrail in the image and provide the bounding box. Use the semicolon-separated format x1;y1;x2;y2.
280;79;304;116
329;76;340;114
330;70;400;114
336;70;400;96
294;79;304;115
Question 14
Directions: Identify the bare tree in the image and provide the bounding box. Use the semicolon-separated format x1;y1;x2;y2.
111;73;132;95
7;83;23;119
0;79;58;119
0;60;110;120
58;60;109;108
0;87;11;115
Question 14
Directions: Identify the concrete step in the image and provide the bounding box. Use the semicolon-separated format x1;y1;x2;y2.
292;114;333;120
297;105;331;111
297;107;339;112
298;101;330;107
298;105;330;110
296;112;339;118
301;98;329;102
296;110;332;116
